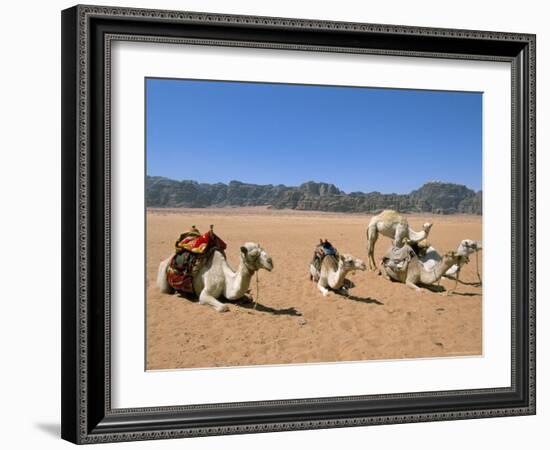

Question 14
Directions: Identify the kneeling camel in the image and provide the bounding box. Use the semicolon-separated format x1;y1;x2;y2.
380;244;467;293
157;242;273;312
310;252;366;297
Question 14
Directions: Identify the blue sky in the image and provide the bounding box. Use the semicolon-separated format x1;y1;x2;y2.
146;78;482;194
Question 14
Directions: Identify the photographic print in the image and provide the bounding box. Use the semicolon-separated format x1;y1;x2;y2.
61;8;535;442
146;78;483;370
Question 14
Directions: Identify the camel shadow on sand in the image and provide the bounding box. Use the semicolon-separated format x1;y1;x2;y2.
447;291;480;297
459;281;483;288
234;298;302;316
320;279;384;305
420;284;447;293
177;293;301;316
332;288;384;306
343;294;384;305
445;275;482;288
415;285;480;297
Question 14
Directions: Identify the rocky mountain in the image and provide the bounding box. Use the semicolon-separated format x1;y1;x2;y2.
146;177;482;215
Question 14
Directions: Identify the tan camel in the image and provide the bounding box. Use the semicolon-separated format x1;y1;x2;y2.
366;210;433;271
414;239;482;292
310;252;366;296
379;244;467;292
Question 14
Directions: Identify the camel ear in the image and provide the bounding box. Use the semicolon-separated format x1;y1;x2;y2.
240;246;248;256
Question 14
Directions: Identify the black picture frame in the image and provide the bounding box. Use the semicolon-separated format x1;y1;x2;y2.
61;4;536;444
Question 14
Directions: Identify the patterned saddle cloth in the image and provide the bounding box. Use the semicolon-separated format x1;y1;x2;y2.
167;226;227;294
175;226;215;254
311;239;338;272
381;244;416;271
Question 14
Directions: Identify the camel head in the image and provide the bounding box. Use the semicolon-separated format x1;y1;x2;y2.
457;239;482;255
240;242;273;272
422;223;433;234
338;253;366;273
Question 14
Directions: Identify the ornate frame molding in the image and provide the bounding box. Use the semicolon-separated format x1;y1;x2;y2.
62;5;536;444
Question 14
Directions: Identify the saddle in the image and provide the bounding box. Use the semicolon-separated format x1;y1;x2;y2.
175;226;212;254
167;225;227;295
381;244;416;271
311;239;338;272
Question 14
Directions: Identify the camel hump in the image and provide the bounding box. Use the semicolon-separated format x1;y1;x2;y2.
376;209;407;225
321;254;339;272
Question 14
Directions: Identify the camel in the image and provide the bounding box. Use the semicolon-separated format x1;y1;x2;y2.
157;242;273;312
366;210;433;271
412;239;482;291
310;252;366;297
379;244;467;293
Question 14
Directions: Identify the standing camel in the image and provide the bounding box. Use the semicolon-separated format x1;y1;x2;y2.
157;242;273;312
366;210;433;271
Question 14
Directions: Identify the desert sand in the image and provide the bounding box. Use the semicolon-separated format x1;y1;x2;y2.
146;207;482;370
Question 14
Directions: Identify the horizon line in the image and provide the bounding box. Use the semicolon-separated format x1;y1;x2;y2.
146;174;482;195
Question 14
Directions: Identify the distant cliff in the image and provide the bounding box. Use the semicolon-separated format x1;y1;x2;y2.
146;177;482;215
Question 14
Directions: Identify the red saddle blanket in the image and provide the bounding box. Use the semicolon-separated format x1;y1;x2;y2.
176;231;211;254
167;256;195;294
167;228;227;294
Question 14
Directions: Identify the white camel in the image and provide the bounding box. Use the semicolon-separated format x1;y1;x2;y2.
366;210;433;271
380;245;467;292
310;253;366;296
157;242;273;312
413;239;482;290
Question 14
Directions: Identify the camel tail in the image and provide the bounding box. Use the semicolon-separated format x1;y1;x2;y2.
157;257;173;294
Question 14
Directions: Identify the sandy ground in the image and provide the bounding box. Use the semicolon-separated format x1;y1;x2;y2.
146;207;482;370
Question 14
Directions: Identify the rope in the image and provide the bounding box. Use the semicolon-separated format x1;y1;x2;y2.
453;268;460;294
476;250;482;285
254;270;259;309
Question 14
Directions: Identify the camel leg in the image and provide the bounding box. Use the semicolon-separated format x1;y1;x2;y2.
447;268;460;296
367;225;378;271
405;279;422;292
199;291;229;312
317;278;330;297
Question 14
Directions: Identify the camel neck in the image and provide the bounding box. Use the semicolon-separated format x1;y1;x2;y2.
329;265;347;289
229;260;254;298
425;258;454;283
